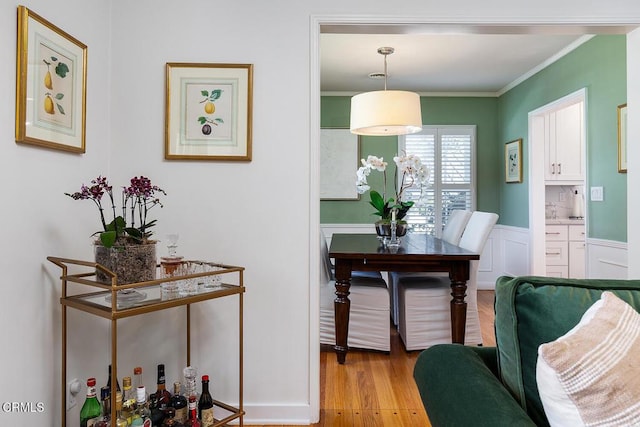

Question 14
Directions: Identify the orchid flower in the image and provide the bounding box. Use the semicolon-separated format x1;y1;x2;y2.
66;175;166;247
356;153;430;221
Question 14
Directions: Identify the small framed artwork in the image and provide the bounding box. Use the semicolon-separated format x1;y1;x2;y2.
320;129;360;200
165;62;253;161
618;103;627;173
15;6;87;153
505;138;523;183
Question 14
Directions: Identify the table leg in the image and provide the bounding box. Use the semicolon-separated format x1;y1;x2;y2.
333;260;352;364
449;261;470;344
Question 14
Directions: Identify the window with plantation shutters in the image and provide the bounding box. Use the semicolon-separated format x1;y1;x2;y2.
399;126;476;236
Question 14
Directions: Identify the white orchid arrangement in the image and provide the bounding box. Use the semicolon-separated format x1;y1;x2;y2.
356;154;430;222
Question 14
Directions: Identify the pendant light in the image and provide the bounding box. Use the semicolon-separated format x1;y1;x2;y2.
350;47;423;136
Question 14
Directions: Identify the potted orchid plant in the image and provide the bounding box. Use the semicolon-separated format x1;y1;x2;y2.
66;175;166;284
356;154;429;236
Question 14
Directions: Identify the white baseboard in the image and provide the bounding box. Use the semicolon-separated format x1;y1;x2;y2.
242;403;314;425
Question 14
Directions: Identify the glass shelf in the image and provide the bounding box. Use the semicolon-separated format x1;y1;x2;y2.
48;257;245;319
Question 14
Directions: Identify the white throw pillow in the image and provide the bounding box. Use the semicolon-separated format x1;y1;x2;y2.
536;291;640;427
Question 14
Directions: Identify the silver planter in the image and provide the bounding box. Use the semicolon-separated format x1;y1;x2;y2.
375;221;408;237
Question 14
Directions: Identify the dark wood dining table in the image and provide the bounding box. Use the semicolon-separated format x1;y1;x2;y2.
328;233;480;364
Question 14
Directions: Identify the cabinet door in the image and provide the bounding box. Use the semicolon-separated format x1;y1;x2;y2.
545;225;568;241
554;102;584;182
568;224;585;241
569;241;586;279
546;241;568;266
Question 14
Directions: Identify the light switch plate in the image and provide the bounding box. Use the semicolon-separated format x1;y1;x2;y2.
590;186;604;201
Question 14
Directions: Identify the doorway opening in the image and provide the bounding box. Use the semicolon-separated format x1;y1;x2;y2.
528;89;587;276
311;17;637;424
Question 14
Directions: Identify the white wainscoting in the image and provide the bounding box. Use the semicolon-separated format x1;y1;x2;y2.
320;224;630;289
586;238;628;279
478;225;531;290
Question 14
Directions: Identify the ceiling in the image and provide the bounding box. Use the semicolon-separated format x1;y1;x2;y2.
320;25;633;95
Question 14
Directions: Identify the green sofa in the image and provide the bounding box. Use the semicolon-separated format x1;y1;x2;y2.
413;275;640;426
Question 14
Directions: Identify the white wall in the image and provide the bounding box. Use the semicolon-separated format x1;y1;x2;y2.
2;1;640;425
628;28;640;278
0;0;112;425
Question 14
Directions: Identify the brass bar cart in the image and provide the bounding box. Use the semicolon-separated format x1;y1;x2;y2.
48;256;244;426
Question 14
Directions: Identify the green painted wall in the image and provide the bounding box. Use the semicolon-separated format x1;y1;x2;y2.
321;36;627;242
498;35;627;241
320;96;500;224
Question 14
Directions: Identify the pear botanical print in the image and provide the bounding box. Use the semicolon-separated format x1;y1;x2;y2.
39;47;72;126
196;88;225;136
16;6;87;153
185;83;233;141
165;63;253;161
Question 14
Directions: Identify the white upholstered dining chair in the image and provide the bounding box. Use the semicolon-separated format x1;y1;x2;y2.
440;209;473;246
389;209;473;325
395;211;498;350
319;231;391;352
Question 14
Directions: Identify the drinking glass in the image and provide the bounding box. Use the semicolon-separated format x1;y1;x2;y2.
179;261;199;296
200;262;223;290
161;260;185;300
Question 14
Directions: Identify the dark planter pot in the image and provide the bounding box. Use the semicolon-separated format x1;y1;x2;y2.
375;221;408;238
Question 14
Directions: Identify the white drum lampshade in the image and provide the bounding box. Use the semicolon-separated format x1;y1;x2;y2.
350;90;423;136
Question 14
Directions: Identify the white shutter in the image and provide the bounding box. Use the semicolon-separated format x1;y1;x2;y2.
400;126;476;236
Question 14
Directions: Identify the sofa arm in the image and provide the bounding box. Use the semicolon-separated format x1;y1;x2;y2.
414;345;536;427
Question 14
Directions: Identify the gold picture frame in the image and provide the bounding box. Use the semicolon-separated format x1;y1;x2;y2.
165;62;253;161
505;138;523;183
15;6;87;153
618;103;627;173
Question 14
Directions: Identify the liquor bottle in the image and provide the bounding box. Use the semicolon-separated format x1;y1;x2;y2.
131;386;151;427
122;376;136;424
197;375;214;427
114;392;129;427
186;396;201;427
170;382;188;423
80;378;102;427
134;366;149;401
162;407;185;427
106;364;122;395
94;386;111;427
150;364;172;426
182;366;198;400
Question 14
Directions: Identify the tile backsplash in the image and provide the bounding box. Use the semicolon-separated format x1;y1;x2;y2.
546;185;585;219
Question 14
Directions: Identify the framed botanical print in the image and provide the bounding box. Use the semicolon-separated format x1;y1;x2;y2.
15;6;87;153
505;139;523;183
165;62;253;161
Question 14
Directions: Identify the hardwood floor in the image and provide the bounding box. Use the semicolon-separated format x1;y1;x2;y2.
247;290;496;427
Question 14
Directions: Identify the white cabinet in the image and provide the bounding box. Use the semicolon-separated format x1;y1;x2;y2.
545;225;569;277
545;223;585;278
545;101;585;183
568;224;586;279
